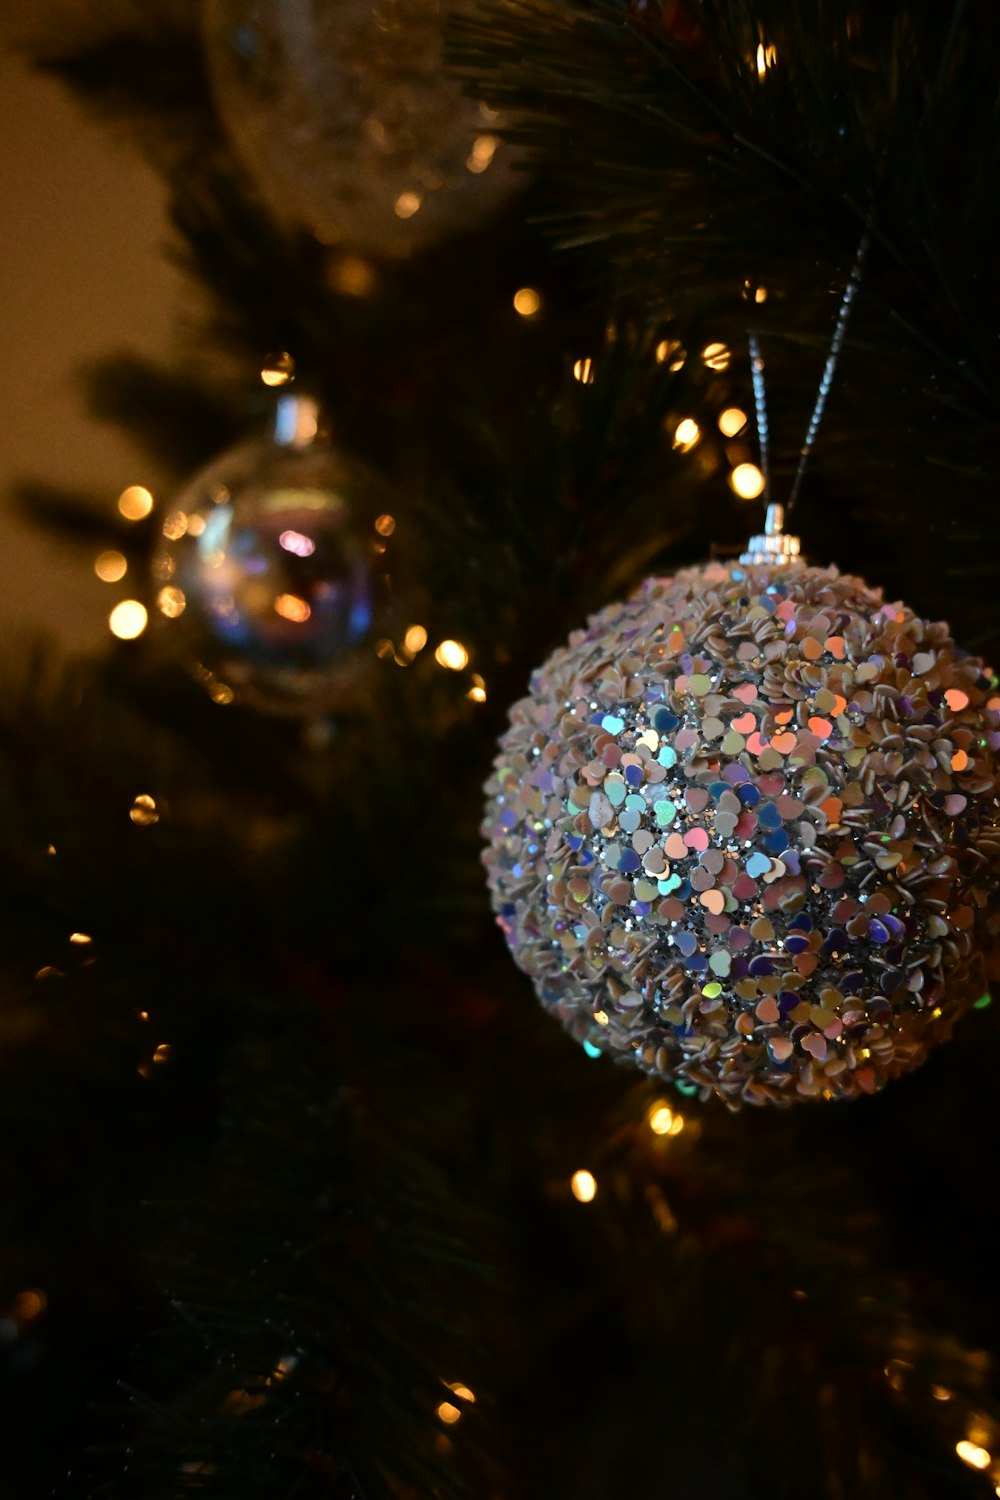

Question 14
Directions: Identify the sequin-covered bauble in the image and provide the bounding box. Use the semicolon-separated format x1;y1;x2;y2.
203;0;515;257
153;395;388;715
482;561;1000;1106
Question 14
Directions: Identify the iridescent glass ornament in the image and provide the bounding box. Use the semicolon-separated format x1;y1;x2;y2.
203;0;515;257
154;394;388;715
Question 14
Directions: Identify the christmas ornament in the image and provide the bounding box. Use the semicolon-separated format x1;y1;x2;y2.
153;394;388;715
203;0;515;258
482;509;1000;1106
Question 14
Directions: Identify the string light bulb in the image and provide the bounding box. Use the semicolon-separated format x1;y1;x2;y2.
570;1169;597;1203
117;485;154;521
109;600;148;639
513;287;541;317
730;462;766;499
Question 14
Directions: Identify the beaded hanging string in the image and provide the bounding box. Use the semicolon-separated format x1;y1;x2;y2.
743;233;870;560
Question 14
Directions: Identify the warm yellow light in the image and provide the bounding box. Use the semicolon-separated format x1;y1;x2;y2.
571;1169;597;1203
514;287;541;317
756;41;777;77
69;932;92;945
435;639;469;670
673;417;701;452
730;462;766;499
109;599;148;639
467;672;487;703
467;133;498;172
375;513;396;537
956;1440;991;1471
655;338;686;370
95;549;127;582
261;351;295;386
374;638;395;660
446;1382;476;1404
130;794;159;827
330;254;376;298
404;624;428;653
153;1043;171;1064
931;1386;953;1401
718;407;748;437
14;1289;46;1321
210;682;235;705
158;586;187;619
648;1104;675;1135
186;514;207;538
701;342;731;371
755;285;768;303
394;191;422;219
436;1401;462;1425
117;485;154;521
573;357;595;384
274;593;311;623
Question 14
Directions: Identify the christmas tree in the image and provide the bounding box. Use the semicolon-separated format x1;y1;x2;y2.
3;2;1000;1496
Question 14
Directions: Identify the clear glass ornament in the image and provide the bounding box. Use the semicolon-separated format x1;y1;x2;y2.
153;394;390;715
203;0;516;257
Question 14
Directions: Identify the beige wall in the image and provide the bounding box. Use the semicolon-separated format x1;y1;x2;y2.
0;11;182;651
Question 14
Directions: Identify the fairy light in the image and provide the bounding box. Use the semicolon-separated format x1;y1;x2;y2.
467;133;498;172
655;338;686;370
109;600;148;639
467;673;487;703
374;514;395;536
153;1043;171;1064
570;1169;597;1203
514;287;541;317
648;1103;685;1136
130;794;159;827
261;351;295;386
437;1401;462;1424
756;41;777;77
404;624;428;653
730;462;766;499
95;550;127;582
274;594;311;623
956;1440;991;1471
573;357;595;384
329;255;376;298
718;407;748;437
117;485;154;521
14;1290;46;1321
435;639;469;670
68;933;92;946
394;191;422;219
672;418;701;452
701;342;731;371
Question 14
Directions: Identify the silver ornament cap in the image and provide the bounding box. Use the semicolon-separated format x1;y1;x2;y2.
740;503;802;566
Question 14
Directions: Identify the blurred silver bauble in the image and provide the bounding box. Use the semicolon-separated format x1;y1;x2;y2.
153;394;393;716
203;0;516;257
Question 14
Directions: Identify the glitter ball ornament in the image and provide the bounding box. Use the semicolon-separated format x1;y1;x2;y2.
153;394;388;715
483;557;1000;1106
203;0;515;257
